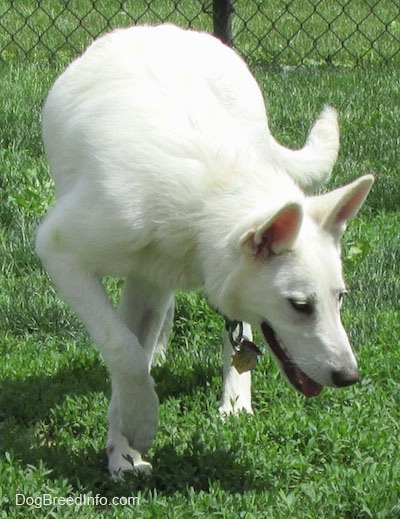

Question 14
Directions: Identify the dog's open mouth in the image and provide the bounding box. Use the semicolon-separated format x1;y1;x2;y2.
261;321;323;398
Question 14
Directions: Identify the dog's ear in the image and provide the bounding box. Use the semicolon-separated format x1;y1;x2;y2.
308;174;374;239
240;202;303;257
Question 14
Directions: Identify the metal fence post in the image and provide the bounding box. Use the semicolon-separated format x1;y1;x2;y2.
212;0;233;47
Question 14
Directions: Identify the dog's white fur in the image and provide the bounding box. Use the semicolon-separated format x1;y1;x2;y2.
36;24;373;478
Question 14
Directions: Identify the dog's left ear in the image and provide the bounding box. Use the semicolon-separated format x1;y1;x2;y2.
308;174;374;239
240;202;303;257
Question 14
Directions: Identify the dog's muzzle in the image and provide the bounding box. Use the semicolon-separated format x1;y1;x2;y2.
261;321;323;397
261;321;360;396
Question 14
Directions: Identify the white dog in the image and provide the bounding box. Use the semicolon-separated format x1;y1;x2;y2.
36;24;374;477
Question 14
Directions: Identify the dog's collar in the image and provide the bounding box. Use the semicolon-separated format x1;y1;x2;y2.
224;318;244;350
224;317;263;373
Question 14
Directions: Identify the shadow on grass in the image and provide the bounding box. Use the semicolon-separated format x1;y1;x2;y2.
153;360;220;404
149;438;262;496
0;358;264;496
0;362;109;424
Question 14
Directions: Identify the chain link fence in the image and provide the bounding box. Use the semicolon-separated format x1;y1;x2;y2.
0;0;399;67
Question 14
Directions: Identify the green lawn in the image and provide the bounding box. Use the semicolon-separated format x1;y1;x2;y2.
1;8;400;519
1;0;400;66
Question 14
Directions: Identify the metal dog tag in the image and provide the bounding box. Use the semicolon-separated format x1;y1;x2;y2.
231;339;262;374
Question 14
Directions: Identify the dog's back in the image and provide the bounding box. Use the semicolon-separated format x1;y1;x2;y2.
43;24;338;202
42;24;267;195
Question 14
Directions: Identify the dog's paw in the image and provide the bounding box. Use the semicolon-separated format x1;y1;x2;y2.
117;375;159;453
108;445;153;480
218;399;253;418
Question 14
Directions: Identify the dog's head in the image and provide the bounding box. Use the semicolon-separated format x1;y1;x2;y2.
225;174;374;397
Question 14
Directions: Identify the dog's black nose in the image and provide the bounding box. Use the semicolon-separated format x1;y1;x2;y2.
332;369;359;387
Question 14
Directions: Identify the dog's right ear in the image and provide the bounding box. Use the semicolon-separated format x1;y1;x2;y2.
240;202;303;257
308;174;374;239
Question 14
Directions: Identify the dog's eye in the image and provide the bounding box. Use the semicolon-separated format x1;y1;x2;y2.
288;298;314;316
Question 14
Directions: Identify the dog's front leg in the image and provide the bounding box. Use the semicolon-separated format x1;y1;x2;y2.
107;381;153;478
219;323;253;416
106;276;174;478
36;232;159;474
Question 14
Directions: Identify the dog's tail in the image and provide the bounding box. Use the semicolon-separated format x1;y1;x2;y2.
272;106;339;193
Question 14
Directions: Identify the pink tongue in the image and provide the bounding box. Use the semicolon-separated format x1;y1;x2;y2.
297;369;323;397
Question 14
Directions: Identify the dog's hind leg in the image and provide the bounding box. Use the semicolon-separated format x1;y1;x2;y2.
153;297;175;365
106;275;173;477
118;276;174;365
219;322;253;416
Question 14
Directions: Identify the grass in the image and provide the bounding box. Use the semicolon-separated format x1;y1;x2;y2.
234;0;400;67
1;0;400;66
1;6;400;519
